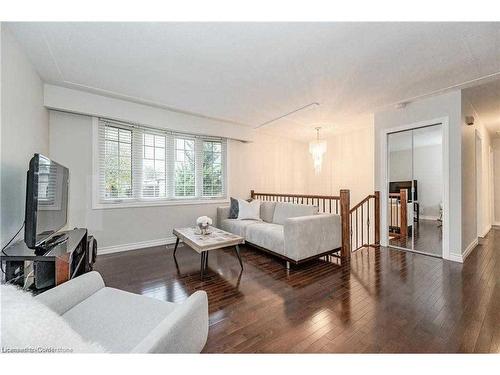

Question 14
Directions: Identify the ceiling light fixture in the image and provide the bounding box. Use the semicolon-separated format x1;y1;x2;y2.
309;127;327;174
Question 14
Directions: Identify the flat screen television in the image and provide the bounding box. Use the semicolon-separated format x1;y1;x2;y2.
389;180;418;202
24;154;69;249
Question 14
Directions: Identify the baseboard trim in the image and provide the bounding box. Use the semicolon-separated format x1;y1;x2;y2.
462;238;479;262
445;237;479;263
493;222;500;227
419;215;439;221
98;236;178;255
446;253;464;263
479;225;491;238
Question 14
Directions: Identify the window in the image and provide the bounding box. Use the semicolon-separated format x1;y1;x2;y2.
174;138;195;197
142;133;166;198
203;140;223;196
95;119;226;206
104;126;132;199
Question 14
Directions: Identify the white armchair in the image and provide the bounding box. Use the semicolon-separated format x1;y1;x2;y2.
36;271;209;353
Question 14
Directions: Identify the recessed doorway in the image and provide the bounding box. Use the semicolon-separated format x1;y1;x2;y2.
387;124;443;257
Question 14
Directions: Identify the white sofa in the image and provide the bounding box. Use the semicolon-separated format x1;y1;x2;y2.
217;201;342;266
0;271;209;353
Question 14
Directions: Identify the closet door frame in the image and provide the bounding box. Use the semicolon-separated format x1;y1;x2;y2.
380;117;450;260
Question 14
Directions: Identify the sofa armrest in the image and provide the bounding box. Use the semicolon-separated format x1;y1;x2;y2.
131;290;209;353
283;214;342;261
217;206;230;228
35;271;105;315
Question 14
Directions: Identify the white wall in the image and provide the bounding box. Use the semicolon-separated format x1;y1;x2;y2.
229;133;308;198
49;110;308;251
461;98;493;242
0;24;49;247
303;125;375;205
389;144;443;219
492;138;500;225
44;84;254;142
476;128;492;237
374;90;462;260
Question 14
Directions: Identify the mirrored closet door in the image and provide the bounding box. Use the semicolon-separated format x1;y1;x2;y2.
387;124;443;257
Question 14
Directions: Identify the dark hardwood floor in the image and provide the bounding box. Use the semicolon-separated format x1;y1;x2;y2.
94;227;500;353
389;219;443;256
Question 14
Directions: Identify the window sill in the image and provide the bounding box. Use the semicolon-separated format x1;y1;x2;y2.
92;198;229;210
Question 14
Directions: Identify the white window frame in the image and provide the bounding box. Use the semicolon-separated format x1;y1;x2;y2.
92;117;229;209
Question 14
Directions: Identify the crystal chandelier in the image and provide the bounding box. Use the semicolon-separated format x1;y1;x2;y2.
309;127;327;174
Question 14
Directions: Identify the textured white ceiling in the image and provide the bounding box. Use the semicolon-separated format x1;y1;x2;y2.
7;22;500;140
463;79;500;135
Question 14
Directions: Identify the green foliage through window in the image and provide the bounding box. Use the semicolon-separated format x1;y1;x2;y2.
202;141;223;196
104;126;132;199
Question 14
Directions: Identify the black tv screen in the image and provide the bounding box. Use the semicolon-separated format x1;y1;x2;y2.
389;180;418;202
24;154;69;249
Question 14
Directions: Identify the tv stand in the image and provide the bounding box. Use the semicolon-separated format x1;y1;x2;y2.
35;233;69;255
1;228;93;291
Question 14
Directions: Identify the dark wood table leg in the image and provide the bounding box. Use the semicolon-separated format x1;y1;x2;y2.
173;237;180;256
234;245;243;270
200;252;206;280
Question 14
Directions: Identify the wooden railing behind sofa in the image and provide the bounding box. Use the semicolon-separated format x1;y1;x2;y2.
388;189;408;240
250;189;380;259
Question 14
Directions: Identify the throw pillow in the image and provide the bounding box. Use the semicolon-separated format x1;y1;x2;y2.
237;199;261;220
229;197;239;219
229;197;253;219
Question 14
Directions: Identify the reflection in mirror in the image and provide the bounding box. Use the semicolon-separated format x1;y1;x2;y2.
387;131;413;250
411;125;443;257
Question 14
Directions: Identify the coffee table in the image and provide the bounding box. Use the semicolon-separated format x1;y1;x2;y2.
172;227;244;279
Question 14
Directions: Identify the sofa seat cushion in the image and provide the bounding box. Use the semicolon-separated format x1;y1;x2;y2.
62;287;176;353
246;223;285;255
220;218;259;237
272;202;318;225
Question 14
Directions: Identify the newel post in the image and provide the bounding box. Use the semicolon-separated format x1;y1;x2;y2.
400;189;408;242
340;189;351;259
250;190;255;199
374;191;380;246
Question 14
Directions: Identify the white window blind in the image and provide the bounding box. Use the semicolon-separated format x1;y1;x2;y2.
141;131;167;198
202;140;224;197
174;137;196;197
97;119;227;205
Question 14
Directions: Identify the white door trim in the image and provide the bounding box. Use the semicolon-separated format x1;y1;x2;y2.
380;116;450;260
475;130;483;238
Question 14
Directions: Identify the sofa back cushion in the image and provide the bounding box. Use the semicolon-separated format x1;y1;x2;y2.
272;202;318;225
260;202;277;223
237;199;261;220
